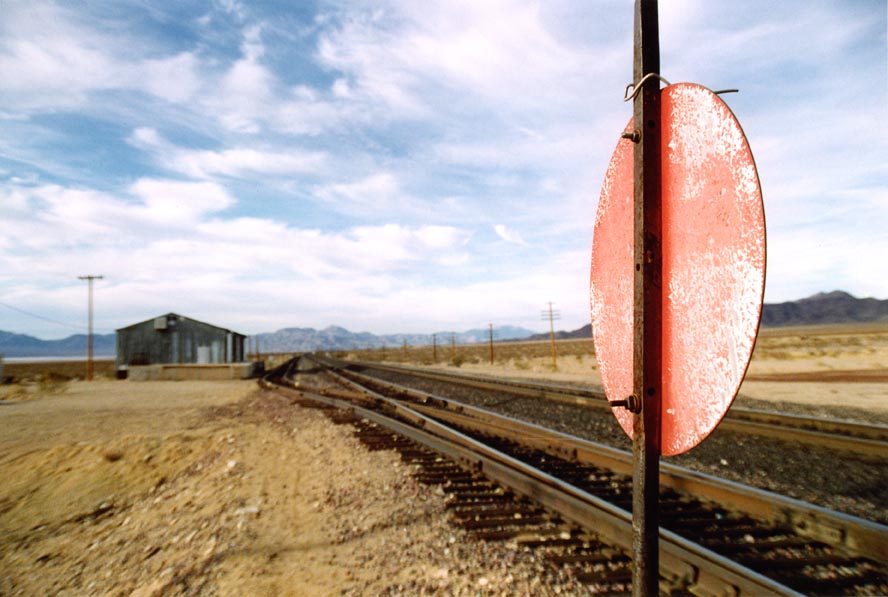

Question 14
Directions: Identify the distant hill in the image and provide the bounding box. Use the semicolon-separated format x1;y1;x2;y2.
254;325;537;353
759;290;888;326
0;331;116;358
529;290;888;340
524;325;591;342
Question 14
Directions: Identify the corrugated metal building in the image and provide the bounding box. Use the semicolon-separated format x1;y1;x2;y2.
116;313;246;370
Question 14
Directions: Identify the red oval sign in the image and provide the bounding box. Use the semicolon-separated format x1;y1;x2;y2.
590;83;766;456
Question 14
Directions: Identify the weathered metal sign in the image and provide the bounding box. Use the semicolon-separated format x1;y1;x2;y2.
590;82;766;456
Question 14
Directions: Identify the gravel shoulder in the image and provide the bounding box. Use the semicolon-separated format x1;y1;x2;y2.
0;380;579;596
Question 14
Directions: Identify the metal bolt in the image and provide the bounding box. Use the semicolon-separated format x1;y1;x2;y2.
609;395;640;412
621;129;641;143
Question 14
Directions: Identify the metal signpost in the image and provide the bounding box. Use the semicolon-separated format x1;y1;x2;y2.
590;1;766;594
630;3;662;594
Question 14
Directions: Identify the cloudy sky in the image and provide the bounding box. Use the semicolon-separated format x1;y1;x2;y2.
1;0;886;339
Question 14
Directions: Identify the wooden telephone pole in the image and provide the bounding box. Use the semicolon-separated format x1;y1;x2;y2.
541;302;561;370
78;275;103;381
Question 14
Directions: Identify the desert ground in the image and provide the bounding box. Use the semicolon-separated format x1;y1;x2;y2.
349;322;888;419
0;323;886;595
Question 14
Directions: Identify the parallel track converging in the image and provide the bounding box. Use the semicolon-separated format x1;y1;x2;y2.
340;360;888;461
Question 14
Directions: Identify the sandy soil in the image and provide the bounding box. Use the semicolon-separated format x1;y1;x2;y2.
0;381;576;596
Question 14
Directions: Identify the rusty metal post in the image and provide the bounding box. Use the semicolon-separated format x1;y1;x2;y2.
631;0;662;595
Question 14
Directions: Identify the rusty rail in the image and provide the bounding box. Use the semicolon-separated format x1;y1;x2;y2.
325;361;888;565
267;362;804;596
342;360;888;461
276;356;888;594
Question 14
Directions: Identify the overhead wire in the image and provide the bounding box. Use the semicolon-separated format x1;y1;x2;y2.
0;300;113;334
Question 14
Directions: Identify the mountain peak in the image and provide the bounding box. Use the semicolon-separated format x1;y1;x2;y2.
802;290;854;302
761;290;888;326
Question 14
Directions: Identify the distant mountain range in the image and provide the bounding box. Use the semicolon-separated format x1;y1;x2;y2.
759;290;888;326
0;331;116;359
1;291;886;358
250;325;536;353
527;290;888;341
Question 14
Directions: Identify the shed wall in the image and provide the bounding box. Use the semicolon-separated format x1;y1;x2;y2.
116;314;245;368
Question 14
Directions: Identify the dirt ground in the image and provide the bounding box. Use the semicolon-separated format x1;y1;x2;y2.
1;324;886;595
0;381;578;596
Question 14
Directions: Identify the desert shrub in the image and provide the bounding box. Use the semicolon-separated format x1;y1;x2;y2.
37;373;69;394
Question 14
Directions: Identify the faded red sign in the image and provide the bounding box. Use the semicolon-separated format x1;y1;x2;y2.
590;83;765;456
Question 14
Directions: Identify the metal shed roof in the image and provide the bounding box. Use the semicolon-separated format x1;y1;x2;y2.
116;312;245;336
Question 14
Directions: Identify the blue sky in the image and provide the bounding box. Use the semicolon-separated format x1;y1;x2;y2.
1;0;886;339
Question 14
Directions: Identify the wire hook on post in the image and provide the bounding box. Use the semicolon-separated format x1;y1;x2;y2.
623;73;672;102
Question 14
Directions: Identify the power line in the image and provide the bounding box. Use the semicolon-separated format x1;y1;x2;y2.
0;299;114;334
0;300;87;331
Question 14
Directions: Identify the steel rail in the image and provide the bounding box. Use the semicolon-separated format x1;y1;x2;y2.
324;361;888;566
342;360;888;460
267;369;803;596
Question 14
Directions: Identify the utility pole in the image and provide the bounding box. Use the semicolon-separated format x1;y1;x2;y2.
432;333;437;363
488;324;495;364
541;302;561;370
78;275;103;381
450;332;456;360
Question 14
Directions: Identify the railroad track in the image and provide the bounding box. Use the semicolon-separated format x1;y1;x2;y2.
263;356;888;596
333;360;888;462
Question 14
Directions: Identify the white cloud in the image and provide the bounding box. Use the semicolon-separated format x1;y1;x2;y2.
129;179;235;224
494;224;527;246
0;185;125;251
0;3;119;111
349;224;470;268
128;128;328;179
313;172;401;212
315;0;601;119
137;53;202;103
273;88;354;135
0;3;205;114
0;178;481;333
130;127;163;147
215;57;276;133
215;0;247;20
